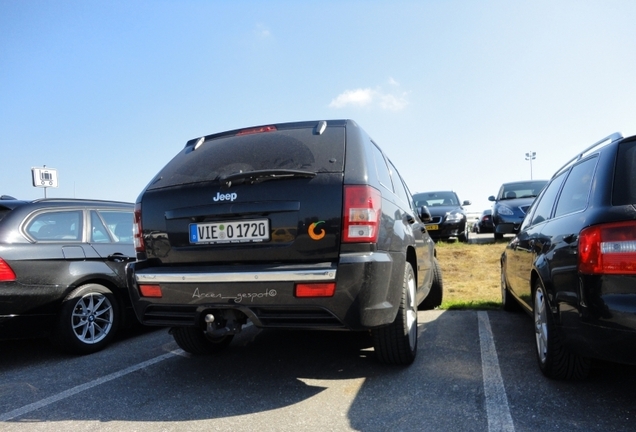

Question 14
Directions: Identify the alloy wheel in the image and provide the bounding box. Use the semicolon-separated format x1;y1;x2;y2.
71;292;114;344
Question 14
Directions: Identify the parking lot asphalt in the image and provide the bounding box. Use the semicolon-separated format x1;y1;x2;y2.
2;310;636;431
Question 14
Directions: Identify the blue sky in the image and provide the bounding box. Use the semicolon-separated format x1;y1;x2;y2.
2;1;636;213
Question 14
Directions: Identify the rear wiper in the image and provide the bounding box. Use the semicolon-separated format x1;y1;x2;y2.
218;169;316;188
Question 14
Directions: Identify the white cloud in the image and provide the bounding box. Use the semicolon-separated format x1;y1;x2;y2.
329;88;374;108
329;83;408;111
254;24;271;38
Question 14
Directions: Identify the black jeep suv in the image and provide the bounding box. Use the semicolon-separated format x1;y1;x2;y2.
127;119;442;365
501;132;636;379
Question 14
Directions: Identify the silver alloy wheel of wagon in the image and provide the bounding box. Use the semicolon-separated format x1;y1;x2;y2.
534;286;548;364
71;291;114;344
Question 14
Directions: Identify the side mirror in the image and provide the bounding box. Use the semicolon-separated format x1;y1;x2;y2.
488;195;496;202
418;205;432;223
462;200;471;206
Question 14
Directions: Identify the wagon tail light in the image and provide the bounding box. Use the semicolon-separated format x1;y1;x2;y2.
0;258;16;281
133;202;145;253
342;185;381;243
579;221;636;274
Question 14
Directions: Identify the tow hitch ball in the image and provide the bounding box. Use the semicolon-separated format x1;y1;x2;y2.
204;312;242;337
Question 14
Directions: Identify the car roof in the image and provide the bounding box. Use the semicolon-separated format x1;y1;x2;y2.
1;198;133;212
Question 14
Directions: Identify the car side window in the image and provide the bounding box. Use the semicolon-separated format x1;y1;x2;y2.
91;211;112;243
387;160;410;205
527;171;567;227
27;210;83;241
91;210;134;243
372;143;394;192
554;156;598;218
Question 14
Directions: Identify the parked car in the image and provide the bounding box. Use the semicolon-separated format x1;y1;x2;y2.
127;119;443;365
0;198;136;354
473;209;493;233
488;180;547;239
500;132;636;379
412;191;471;242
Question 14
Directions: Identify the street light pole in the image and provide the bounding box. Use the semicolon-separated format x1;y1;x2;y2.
525;151;536;179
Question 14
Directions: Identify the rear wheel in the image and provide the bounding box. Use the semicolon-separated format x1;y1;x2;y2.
419;257;443;310
372;264;418;365
51;284;119;355
171;326;234;355
533;281;590;380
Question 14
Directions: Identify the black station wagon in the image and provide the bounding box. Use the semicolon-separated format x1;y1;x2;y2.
0;198;135;354
127;119;442;365
501;132;636;379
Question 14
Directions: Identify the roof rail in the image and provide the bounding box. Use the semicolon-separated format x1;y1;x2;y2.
553;132;623;176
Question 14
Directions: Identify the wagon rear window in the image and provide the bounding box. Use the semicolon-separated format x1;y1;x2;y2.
613;140;636;206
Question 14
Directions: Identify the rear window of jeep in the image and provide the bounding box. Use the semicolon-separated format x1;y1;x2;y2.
148;126;346;189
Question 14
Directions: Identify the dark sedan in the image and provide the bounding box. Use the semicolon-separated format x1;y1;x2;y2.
413;191;471;242
488;180;547;239
473;209;493;233
500;132;636;380
0;198;136;354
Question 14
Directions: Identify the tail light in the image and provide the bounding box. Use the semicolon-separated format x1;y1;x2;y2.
236;125;277;136
342;185;381;243
579;221;636;274
133;202;145;253
0;258;16;281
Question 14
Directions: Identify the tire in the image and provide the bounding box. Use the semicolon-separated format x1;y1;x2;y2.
500;265;520;312
372;264;418;365
171;326;234;355
51;284;119;355
419;257;443;310
533;281;591;380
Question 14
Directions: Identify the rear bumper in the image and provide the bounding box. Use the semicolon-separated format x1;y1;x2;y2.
558;279;636;365
126;251;404;331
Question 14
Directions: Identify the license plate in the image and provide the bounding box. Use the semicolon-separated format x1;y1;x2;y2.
190;219;270;244
426;224;439;231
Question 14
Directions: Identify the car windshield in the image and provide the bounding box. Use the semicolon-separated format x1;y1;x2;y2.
499;181;547;200
413;192;458;207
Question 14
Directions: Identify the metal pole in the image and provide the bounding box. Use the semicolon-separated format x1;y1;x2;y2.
525;152;536;180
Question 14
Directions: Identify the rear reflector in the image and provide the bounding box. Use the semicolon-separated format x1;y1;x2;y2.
295;282;336;298
236;125;277;136
0;258;16;282
579;221;636;274
343;185;382;243
139;284;162;298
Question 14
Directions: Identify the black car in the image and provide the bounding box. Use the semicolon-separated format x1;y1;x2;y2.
500;132;636;379
488;180;547;239
127;119;442;365
412;191;471;242
0;198;136;354
473;209;493;233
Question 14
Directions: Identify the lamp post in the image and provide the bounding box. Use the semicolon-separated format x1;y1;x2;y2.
525;151;536;179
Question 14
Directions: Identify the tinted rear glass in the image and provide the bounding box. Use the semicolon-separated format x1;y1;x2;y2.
148;126;345;189
613;140;636;205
